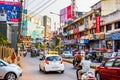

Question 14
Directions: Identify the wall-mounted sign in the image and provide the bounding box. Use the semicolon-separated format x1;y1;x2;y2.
100;34;105;39
96;16;100;33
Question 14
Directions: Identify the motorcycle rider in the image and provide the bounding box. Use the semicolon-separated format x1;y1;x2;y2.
76;57;91;80
73;51;83;67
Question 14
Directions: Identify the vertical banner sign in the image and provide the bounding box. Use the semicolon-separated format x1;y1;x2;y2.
67;5;72;19
96;16;100;33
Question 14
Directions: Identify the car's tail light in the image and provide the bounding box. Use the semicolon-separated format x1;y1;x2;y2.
60;59;63;64
45;59;49;64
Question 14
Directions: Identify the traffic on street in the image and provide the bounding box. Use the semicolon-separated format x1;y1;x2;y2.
1;0;120;80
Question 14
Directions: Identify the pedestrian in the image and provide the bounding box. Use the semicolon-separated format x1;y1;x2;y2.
11;52;16;63
76;57;91;80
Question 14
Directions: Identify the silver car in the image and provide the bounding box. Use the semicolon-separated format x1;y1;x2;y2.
0;59;22;80
61;51;73;58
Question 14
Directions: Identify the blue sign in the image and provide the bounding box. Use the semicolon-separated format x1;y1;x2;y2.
0;1;20;22
105;31;120;40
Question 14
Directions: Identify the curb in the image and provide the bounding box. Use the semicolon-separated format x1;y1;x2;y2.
63;59;97;69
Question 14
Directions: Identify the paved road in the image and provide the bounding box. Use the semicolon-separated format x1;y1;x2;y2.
19;53;77;80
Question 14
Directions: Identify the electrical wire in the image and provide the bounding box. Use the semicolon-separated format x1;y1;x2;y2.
29;0;50;15
28;0;48;13
32;0;57;16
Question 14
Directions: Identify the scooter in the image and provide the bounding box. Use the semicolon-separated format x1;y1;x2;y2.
81;70;95;80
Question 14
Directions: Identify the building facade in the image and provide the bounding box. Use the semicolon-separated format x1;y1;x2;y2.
61;0;120;53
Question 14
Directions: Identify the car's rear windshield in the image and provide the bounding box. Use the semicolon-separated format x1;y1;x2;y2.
64;51;70;54
47;56;61;61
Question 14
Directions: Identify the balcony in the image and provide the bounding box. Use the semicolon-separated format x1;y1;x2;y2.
101;10;120;24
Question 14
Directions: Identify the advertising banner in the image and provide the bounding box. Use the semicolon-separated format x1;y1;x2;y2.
96;16;100;33
0;1;20;22
67;5;72;19
60;5;72;25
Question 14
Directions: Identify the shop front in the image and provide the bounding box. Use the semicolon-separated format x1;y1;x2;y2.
105;31;120;52
78;39;89;50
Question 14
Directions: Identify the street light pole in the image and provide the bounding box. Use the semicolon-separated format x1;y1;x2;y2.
50;12;61;28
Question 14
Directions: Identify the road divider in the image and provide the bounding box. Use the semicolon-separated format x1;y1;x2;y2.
63;59;97;69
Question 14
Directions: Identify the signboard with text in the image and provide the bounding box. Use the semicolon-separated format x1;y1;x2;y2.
0;1;20;22
96;16;100;33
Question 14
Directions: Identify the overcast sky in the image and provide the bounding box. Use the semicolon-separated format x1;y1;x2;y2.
27;0;100;31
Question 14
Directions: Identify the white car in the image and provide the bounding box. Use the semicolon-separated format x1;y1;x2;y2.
0;59;22;80
61;51;73;58
39;54;64;73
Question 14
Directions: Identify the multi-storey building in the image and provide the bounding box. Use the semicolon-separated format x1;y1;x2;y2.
61;0;120;53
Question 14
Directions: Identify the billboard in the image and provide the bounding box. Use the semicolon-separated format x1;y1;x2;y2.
60;5;72;25
0;1;20;22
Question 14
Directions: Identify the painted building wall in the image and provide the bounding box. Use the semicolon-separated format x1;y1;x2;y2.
101;0;117;16
43;16;51;40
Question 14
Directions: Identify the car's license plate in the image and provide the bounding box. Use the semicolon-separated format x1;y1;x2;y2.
52;67;58;69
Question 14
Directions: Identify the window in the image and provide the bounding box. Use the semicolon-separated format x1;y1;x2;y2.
115;22;120;29
113;59;120;67
100;26;104;32
106;24;112;32
0;61;5;66
104;59;115;67
90;15;92;21
90;29;95;34
47;56;61;61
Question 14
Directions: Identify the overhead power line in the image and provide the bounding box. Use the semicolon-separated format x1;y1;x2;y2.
32;0;57;16
29;0;50;15
30;0;48;13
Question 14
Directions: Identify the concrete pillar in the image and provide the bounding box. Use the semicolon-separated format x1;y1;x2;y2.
112;40;115;52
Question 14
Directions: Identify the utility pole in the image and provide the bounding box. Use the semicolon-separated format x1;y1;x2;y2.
71;0;77;20
17;0;23;43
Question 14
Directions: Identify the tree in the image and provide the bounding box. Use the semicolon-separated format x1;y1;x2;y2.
51;36;60;48
0;32;9;45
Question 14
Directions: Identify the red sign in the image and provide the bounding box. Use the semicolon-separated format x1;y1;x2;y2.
67;5;72;19
60;5;72;24
96;16;100;33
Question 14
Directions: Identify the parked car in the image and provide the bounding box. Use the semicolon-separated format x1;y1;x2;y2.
39;54;64;73
111;52;120;57
90;51;103;62
0;59;22;80
61;51;73;58
95;56;120;80
103;52;120;61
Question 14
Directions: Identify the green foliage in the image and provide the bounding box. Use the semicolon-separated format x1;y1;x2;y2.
0;32;9;44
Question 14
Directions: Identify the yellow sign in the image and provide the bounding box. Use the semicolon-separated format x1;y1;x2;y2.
100;34;105;39
17;43;21;47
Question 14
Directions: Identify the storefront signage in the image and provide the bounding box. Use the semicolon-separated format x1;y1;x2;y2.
94;34;99;39
100;34;105;39
105;34;112;40
80;39;89;44
96;16;100;33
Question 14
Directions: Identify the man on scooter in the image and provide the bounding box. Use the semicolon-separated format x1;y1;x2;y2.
76;57;91;80
73;51;82;67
